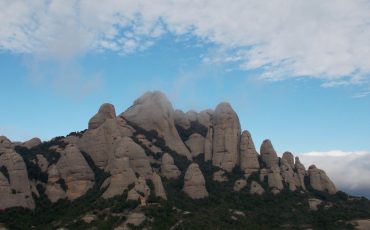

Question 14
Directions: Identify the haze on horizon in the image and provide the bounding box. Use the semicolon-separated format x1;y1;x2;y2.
0;0;369;197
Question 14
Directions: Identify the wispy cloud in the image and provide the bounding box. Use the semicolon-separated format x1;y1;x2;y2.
1;0;370;86
299;150;370;196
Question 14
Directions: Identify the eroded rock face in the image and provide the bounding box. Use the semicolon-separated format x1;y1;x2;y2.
213;170;228;182
185;133;205;158
55;145;95;200
122;91;191;159
240;131;260;173
250;181;265;195
127;177;150;202
0;147;35;210
260;140;279;169
152;172;167;200
212;103;241;172
88;103;116;129
183;163;208;199
161;153;181;180
308;165;337;195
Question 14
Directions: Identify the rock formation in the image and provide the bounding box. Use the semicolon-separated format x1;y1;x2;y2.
88;103;116;129
185;133;205;157
122;91;191;159
0;144;35;210
239;130;260;174
45;165;67;202
183;163;208;199
22;137;42;149
234;179;247;192
102;156;137;199
250;181;265;195
212;103;241;172
114;137;152;179
0;91;340;212
260;139;279;168
152;172;167;200
160;153;181;180
55;145;95;200
308;165;337;195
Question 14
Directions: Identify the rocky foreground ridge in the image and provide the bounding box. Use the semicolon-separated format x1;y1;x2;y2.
1;91;367;229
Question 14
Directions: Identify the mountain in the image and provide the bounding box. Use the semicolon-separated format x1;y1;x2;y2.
0;91;369;229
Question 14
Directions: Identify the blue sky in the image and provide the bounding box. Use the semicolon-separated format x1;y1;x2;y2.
1;0;370;195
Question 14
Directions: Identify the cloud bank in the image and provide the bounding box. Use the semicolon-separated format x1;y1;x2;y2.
1;0;370;86
299;150;370;197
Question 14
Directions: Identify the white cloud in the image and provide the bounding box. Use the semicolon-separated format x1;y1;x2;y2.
1;0;370;85
299;150;370;196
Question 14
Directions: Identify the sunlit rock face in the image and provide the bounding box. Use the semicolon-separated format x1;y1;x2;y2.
212;102;241;172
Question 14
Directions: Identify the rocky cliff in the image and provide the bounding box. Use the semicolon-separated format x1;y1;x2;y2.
0;91;365;230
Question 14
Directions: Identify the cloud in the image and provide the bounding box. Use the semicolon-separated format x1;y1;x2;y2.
1;0;370;85
299;150;370;197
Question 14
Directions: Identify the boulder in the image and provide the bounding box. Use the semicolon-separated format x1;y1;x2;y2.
152;172;167;200
250;181;265;195
183;163;208;199
121;91;191;159
212;102;241;172
185;133;205;158
160;153;181;180
125;212;146;227
260;140;279;169
308;198;322;211
0;148;35;210
233;179;247;192
22;138;42;149
308;165;337;195
102;157;137;199
239;130;260;173
213;170;228;182
55;145;95;200
88;103;116;129
197;110;213;128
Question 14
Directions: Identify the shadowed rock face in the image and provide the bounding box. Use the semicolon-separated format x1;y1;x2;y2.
122;91;192;160
212;102;241;172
